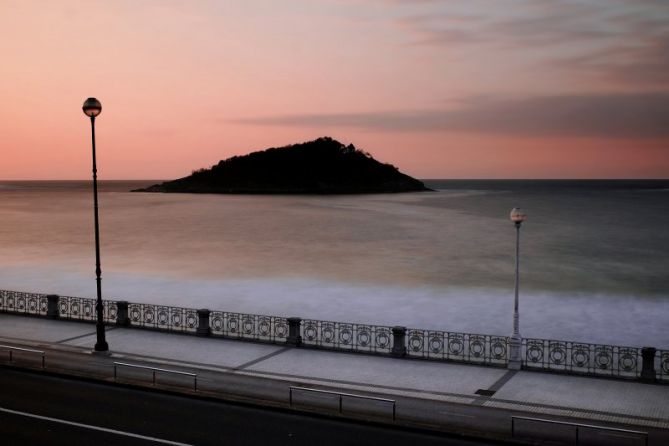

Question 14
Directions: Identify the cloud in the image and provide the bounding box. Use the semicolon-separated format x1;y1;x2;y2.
233;93;669;139
556;38;669;88
393;1;612;47
390;0;669;88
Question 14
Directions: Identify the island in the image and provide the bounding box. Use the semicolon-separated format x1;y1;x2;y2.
133;137;432;194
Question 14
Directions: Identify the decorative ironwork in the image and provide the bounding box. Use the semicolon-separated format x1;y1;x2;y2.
58;295;117;323
571;343;590;368
523;338;643;379
302;319;393;354
406;329;508;366
659;350;669;382
128;304;197;333
0;290;48;316
1;289;668;383
618;348;637;372
209;311;287;343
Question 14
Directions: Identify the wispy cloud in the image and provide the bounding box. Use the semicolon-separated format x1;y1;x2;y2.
389;0;669;88
234;93;669;139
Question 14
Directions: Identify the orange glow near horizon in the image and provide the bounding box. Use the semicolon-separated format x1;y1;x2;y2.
1;1;667;180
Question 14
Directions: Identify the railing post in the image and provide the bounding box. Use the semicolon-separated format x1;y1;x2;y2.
508;336;522;370
46;294;59;319
391;326;407;357
116;301;130;326
640;347;657;383
196;309;211;336
286;317;302;347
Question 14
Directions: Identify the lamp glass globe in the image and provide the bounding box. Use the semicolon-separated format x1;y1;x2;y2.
510;208;526;223
82;97;102;117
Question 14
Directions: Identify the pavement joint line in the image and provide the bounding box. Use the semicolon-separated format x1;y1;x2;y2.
56;327;117;344
0;405;195;446
232;346;292;371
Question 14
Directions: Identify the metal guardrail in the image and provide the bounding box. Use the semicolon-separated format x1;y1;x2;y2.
113;362;197;391
289;386;396;420
0;345;45;368
511;416;649;445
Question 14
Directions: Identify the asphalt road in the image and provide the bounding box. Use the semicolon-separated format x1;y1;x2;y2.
0;368;501;446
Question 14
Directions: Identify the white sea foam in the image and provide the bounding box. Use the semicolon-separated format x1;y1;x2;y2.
1;266;667;348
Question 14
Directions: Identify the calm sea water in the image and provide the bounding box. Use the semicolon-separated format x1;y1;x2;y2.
1;180;668;347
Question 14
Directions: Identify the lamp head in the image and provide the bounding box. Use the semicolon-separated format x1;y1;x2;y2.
82;97;102;118
510;207;526;224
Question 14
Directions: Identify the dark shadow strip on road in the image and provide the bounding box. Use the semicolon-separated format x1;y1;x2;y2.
489;370;517;392
56;327;116;344
471;370;517;406
232;347;293;371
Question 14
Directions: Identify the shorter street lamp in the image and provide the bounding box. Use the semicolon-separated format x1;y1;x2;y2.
83;97;108;353
508;207;526;369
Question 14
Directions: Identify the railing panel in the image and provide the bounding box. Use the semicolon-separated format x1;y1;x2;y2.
406;329;508;366
302;319;393;354
55;295;115;322
128;303;197;333
658;350;669;383
209;311;288;343
523;338;642;378
0;290;48;316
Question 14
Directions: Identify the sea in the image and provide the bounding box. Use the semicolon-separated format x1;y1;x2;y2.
1;180;668;348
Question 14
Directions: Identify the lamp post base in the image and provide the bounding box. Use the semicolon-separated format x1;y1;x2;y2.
508;334;522;370
92;347;111;356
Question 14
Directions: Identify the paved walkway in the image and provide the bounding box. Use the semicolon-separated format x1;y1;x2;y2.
1;313;668;444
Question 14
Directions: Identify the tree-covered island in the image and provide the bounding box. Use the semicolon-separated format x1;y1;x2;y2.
133;137;431;194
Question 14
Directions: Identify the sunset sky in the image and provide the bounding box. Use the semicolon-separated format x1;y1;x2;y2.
1;0;667;179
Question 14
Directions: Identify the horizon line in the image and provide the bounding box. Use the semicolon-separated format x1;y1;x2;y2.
1;178;668;182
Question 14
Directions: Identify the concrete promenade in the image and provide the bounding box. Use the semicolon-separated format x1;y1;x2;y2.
1;313;668;445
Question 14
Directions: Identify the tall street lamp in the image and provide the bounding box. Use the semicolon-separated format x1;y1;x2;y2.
83;97;109;352
508;207;526;369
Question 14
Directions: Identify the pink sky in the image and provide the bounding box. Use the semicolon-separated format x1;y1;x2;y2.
1;0;667;179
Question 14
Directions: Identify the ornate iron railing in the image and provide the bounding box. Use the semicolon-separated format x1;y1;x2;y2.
301;319;393;354
522;338;646;378
59;295;117;323
128;303;197;333
210;311;288;343
0;290;48;316
406;329;508;366
659;350;669;382
1;289;667;382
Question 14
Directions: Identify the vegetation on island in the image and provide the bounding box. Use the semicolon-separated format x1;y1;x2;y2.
133;137;431;194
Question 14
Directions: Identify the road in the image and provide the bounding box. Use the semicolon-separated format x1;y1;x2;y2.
0;368;500;446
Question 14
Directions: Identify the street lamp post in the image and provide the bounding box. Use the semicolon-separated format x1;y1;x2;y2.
508;207;526;369
82;97;109;353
